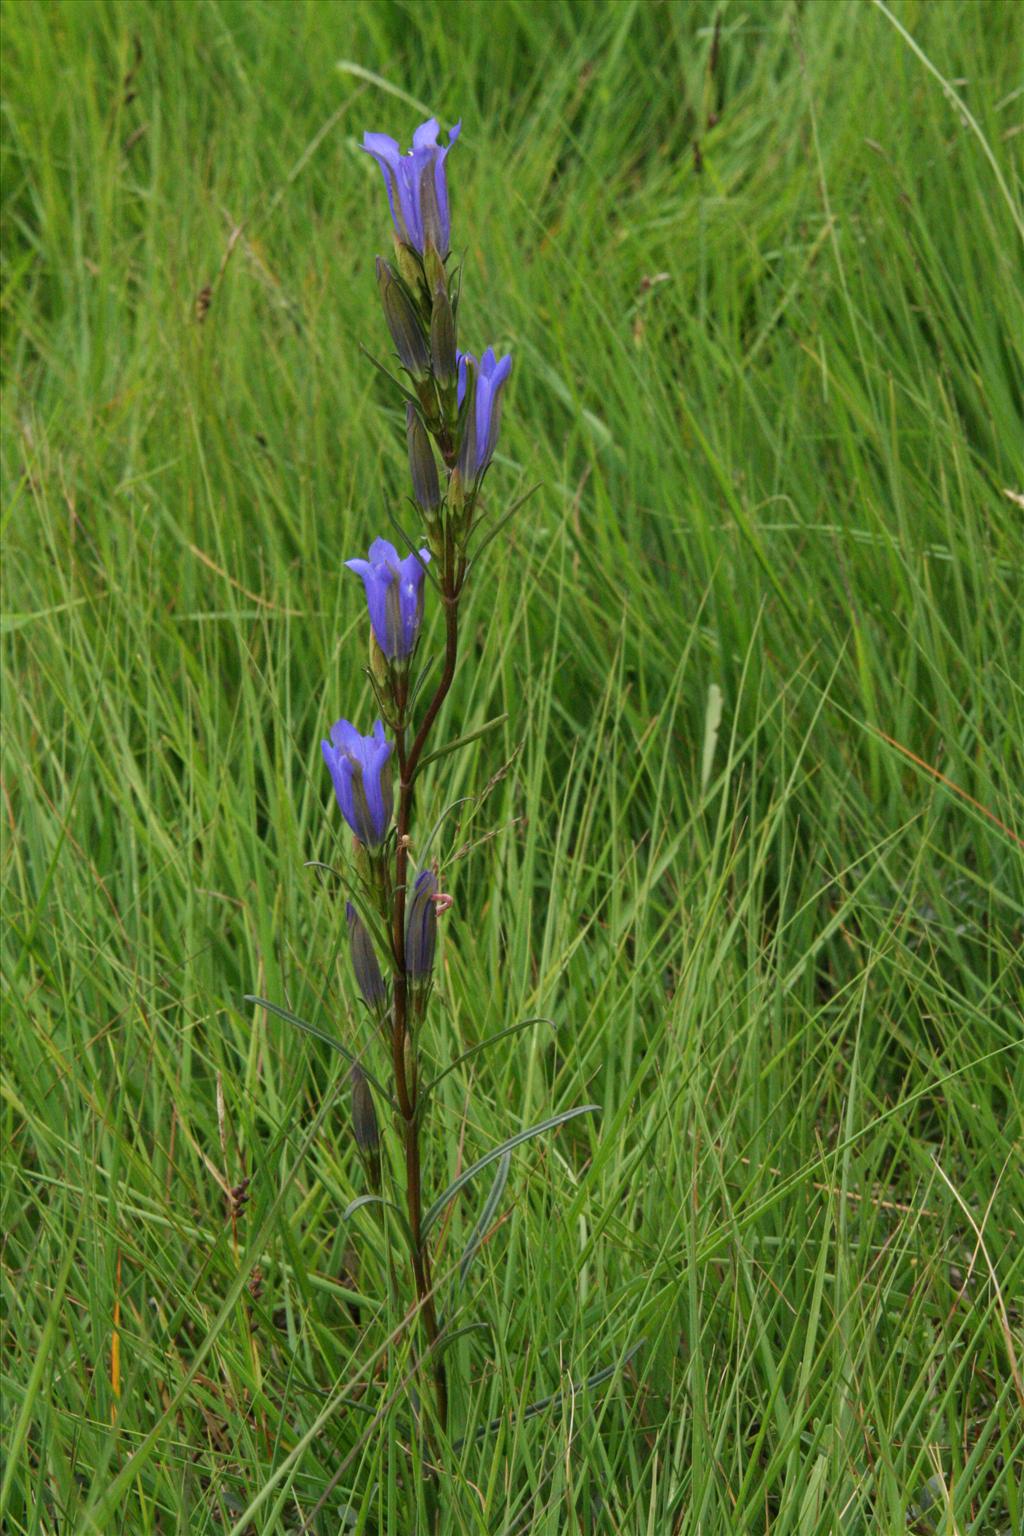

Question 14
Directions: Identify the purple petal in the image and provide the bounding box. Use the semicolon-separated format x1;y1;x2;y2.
394;162;422;250
475;371;495;466
491;353;513;389
362;134;406;241
363;737;393;838
366;575;392;652
347;561;392;652
322;737;343;794
435;127;461;255
368;537;400;566
330;718;363;755
362;131;402;166
412;118;441;151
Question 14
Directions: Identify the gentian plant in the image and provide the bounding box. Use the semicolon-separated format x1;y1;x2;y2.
252;115;597;1458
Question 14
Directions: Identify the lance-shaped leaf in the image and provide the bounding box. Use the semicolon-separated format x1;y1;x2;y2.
342;1193;416;1255
244;996;391;1102
421;1103;599;1240
466;482;541;567
419;794;476;859
459;1149;511;1286
418;713;509;771
455;1337;646;1448
358;341;420;405
423;1016;554;1098
436;1321;492;1358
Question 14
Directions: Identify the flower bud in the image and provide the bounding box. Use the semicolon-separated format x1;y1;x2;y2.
430;287;457;393
455;358;477;483
376;257;430;382
422;241;447;300
369;625;391;695
393;239;424;295
405;869;438;984
346;902;387;1015
406;403;441;513
350;1066;381;1189
457;347;512;489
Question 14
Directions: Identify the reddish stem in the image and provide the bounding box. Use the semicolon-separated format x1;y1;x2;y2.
389;555;462;1433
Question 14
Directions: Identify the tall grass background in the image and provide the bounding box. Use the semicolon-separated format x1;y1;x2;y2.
2;0;1022;1530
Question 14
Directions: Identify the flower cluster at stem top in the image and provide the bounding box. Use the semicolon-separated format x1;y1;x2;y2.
323;115;514;1005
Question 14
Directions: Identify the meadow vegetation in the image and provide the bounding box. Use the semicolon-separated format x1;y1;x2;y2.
2;1;1022;1530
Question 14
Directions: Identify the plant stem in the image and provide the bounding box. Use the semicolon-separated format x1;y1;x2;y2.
390;558;462;1434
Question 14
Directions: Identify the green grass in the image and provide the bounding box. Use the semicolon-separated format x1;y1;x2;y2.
2;0;1022;1530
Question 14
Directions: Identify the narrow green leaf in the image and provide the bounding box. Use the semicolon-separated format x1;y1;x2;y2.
424;1016;555;1097
343;1193;415;1254
466;482;542;565
419;795;475;859
1;599;89;633
386;507;441;594
419;713;510;771
357;341;419;404
0;1195;84;1518
436;1321;492;1357
456;1337;646;1446
459;1149;511;1286
421;1103;599;1239
244;997;391;1101
335;61;433;118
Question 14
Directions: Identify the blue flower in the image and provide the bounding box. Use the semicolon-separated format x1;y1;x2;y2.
363;118;461;259
457;348;513;481
346;538;431;660
322;719;393;847
405;869;438;981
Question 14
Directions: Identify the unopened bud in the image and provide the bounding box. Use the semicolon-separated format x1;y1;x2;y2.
405;402;441;513
455;356;478;482
347;901;387;1015
405;869;438;984
376;257;430;381
369;626;391;691
350;1066;381;1188
430;287;457;393
423;242;446;299
392;238;425;295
